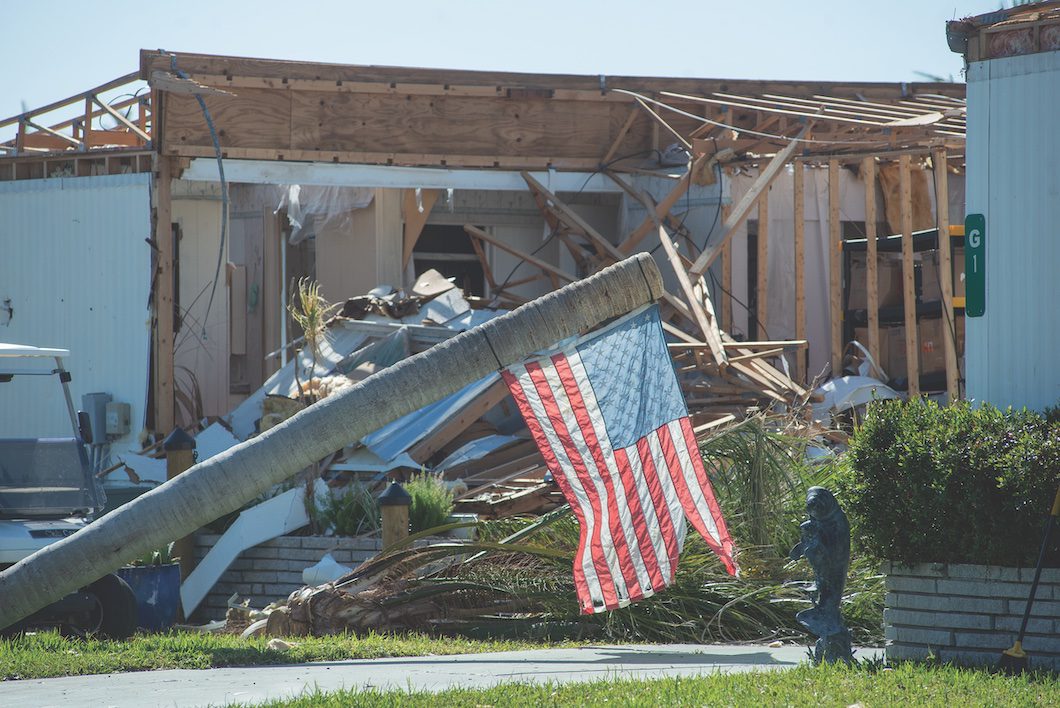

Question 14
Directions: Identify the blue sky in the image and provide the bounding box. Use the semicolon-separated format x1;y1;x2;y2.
2;0;1003;119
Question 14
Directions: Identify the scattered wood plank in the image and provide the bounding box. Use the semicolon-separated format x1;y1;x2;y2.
655;225;727;365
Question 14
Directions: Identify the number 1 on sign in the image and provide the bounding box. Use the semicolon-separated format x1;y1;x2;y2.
964;214;985;317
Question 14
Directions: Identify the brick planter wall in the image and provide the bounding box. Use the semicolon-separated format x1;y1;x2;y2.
190;534;382;622
884;561;1060;670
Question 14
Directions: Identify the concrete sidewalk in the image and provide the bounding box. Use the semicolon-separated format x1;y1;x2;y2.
1;643;881;707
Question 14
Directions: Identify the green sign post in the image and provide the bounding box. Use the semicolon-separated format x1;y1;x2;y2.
965;213;985;317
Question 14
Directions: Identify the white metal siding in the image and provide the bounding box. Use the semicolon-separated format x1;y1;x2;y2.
966;51;1060;410
0;174;152;454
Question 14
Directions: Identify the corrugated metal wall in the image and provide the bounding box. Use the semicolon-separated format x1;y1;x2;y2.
0;173;152;456
966;51;1060;410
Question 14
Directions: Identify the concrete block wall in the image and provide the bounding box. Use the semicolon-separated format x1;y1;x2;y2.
191;534;382;622
884;561;1060;671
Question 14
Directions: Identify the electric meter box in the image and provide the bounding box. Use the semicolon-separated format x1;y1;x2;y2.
105;402;131;436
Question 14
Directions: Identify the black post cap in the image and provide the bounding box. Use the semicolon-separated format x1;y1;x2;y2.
378;481;412;507
163;427;196;451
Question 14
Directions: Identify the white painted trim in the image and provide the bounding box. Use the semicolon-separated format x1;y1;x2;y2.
180;485;313;617
182;159;632;193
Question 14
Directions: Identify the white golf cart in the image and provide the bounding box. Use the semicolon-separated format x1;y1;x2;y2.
0;343;137;638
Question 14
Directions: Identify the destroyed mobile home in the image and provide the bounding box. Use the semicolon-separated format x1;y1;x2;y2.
0;49;968;635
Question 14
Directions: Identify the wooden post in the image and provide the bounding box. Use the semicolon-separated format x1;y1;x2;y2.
899;155;920;397
720;205;733;333
863;157;881;371
793;164;806;384
154;155;176;434
756;190;769;340
829;159;843;378
933;147;959;403
379;481;411;551
83;96;93;151
163;428;196;584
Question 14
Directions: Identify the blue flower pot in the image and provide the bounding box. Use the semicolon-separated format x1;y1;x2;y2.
116;563;181;631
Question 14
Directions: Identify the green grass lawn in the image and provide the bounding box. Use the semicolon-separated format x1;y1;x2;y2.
0;630;570;681
259;663;1060;707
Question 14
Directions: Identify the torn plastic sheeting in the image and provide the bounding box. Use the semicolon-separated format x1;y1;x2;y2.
361;372;500;463
180;483;320;618
812;375;900;423
435;434;525;473
276;184;374;245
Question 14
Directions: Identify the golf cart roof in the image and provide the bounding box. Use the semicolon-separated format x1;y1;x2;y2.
0;344;69;358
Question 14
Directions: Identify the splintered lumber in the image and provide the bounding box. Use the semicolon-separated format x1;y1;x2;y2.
522;171;625;264
684;340;811;349
721;204;733;332
689;125;811;276
464;225;576;284
0;254;666;632
655;226;726;364
458;482;564;518
618;153;712;254
692;414;737;436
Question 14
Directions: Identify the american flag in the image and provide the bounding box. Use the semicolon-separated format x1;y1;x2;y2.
502;305;737;614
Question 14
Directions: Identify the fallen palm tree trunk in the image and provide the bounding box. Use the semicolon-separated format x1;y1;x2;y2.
0;254;664;632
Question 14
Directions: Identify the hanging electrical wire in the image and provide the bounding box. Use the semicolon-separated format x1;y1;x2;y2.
167;52;228;340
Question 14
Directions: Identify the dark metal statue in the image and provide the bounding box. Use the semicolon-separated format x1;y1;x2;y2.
789;486;853;664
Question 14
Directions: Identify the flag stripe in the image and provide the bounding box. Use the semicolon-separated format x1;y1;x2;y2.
525;360;621;610
501;367;595;611
667;420;720;541
553;353;650;599
677;418;737;573
612;448;667;591
517;363;606;612
537;359;632;606
636;435;685;574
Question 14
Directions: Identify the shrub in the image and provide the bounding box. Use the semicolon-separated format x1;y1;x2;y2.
406;472;454;533
313;482;380;536
838;399;1060;566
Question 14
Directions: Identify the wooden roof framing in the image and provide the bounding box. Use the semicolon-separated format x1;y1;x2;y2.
136;50;964;172
0;72;152;157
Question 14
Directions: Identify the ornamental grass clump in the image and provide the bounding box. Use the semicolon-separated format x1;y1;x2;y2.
406;472;455;533
312;482;380;537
